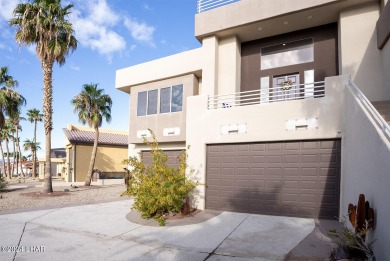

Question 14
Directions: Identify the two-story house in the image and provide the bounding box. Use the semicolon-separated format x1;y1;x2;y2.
116;1;390;259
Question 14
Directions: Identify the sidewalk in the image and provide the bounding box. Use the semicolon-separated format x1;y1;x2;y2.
0;199;340;261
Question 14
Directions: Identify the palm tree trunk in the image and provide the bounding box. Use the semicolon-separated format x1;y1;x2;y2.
85;127;99;186
12;137;17;179
0;142;5;178
16;133;25;179
42;60;53;193
33;120;37;178
5;139;11;180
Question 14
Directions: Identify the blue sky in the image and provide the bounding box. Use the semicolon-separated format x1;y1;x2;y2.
0;0;201;157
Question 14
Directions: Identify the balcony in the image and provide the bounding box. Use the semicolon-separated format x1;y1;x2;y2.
197;0;240;13
208;81;325;109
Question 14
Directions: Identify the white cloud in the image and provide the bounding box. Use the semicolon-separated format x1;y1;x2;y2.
70;0;126;60
0;0;20;21
124;17;155;47
70;65;80;71
130;44;137;51
87;0;118;25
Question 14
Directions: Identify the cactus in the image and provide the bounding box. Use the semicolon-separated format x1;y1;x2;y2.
348;194;375;239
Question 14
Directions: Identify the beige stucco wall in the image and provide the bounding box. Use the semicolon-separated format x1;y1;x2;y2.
339;3;383;101
186;75;348;210
341;86;390;261
196;0;340;37
218;36;241;94
115;48;203;92
381;35;390;99
129;74;198;144
74;145;128;182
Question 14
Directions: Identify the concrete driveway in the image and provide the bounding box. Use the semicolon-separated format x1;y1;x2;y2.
0;199;339;261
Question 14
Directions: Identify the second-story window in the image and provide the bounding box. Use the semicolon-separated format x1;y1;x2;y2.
137;89;158;116
160;84;183;113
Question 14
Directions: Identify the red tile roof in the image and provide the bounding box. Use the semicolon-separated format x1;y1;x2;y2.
63;129;128;146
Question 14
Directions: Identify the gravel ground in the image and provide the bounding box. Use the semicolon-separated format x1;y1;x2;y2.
0;179;129;213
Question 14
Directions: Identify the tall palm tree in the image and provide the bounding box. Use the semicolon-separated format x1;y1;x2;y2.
0;66;19;130
23;139;41;178
10;0;77;193
71;83;112;186
0;130;6;178
27;109;43;178
2;121;13;179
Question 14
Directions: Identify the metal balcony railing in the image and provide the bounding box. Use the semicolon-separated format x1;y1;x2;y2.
197;0;240;13
208;81;325;109
346;80;390;142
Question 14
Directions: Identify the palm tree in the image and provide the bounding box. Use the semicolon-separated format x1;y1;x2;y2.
0;130;6;178
71;83;112;186
10;0;77;193
2;121;13;179
23;139;41;178
0;66;19;130
27;109;43;178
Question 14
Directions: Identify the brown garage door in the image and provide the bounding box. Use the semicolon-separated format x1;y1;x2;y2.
206;140;340;219
141;150;183;167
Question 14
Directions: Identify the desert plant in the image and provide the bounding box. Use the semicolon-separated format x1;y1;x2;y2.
348;194;375;238
329;194;376;261
123;130;197;226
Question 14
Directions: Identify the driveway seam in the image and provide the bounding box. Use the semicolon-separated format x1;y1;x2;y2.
203;214;250;261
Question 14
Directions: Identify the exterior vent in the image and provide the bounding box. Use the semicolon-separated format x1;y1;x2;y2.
221;123;247;135
137;130;151;138
285;118;318;130
163;127;180;136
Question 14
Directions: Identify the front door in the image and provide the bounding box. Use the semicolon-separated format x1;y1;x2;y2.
272;73;300;101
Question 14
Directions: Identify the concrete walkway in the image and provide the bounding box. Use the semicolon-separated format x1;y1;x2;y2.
0;200;339;261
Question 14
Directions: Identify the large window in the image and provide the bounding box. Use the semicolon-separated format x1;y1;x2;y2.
261;38;314;70
138;84;183;116
137;89;158;116
160;84;183;114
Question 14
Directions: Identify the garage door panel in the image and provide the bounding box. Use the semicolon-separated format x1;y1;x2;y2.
206;140;340;219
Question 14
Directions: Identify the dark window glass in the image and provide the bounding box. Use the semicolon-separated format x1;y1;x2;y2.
137;91;147;116
171;84;183;112
160;87;171;113
147;89;158;115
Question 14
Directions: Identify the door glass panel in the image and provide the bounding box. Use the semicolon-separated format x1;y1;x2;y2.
304;70;314;98
147;89;158;115
260;77;269;103
272;74;300;101
261;38;314;70
137;91;147;116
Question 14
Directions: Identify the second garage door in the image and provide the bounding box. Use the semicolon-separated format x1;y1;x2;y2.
141;150;183;167
206;140;340;219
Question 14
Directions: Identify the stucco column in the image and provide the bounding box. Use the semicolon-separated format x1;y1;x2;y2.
201;36;219;96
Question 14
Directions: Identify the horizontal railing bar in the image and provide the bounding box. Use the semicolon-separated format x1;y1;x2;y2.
212;81;325;99
347;80;390;141
197;0;238;13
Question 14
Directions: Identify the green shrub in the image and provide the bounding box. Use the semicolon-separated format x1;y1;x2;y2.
123;130;197;226
0;176;7;192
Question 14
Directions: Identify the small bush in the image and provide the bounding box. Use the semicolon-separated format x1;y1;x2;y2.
123;130;197;226
0;176;7;192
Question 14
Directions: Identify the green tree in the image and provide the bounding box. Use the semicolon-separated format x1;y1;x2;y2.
123;130;197;226
0;66;19;130
10;0;77;193
23;138;41;178
26;109;43;178
71;83;112;186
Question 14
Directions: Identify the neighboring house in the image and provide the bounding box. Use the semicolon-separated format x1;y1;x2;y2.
38;148;66;180
116;1;390;259
63;124;128;183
